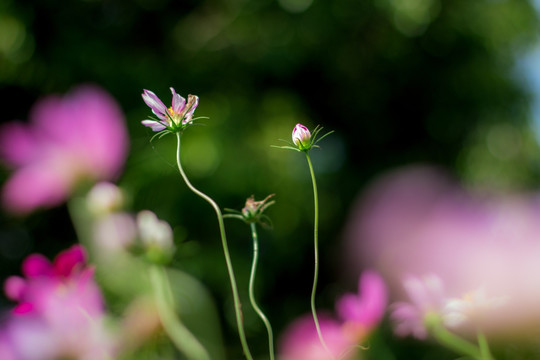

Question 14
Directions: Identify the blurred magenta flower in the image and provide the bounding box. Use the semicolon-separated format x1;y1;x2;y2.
336;270;387;342
279;271;387;360
141;88;199;133
0;85;128;214
2;244;114;360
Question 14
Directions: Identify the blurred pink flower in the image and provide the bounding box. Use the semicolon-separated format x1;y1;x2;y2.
279;271;387;360
2;245;114;360
279;314;353;360
0;85;128;214
344;165;540;337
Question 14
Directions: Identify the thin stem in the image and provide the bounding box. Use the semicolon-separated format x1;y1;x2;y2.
249;222;275;360
477;330;494;360
305;153;333;358
175;132;254;360
149;265;210;360
429;322;481;359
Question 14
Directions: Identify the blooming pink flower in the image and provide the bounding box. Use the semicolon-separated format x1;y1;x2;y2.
2;245;114;360
336;270;387;342
0;85;128;214
141;88;199;132
292;123;311;148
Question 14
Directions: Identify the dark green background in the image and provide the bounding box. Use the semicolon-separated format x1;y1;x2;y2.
1;0;540;358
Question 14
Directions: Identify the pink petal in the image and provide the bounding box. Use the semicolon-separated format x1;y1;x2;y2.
141;120;167;132
53;244;87;277
336;271;387;328
279;314;354;360
170;87;186;114
0;122;38;167
142;89;168;120
22;254;52;278
2;164;72;214
4;276;27;301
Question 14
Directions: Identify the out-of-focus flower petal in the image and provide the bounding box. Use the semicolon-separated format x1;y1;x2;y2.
0;122;37;167
22;254;52;278
1;164;72;214
336;270;387;330
4;277;26;301
53;244;87;278
279;314;354;360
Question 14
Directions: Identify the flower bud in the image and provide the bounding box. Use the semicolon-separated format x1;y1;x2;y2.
136;210;175;263
292;123;311;149
87;182;125;215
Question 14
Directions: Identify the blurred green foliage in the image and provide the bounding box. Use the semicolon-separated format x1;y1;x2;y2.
1;0;540;358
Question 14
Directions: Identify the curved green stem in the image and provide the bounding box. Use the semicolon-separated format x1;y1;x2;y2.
249;222;275;360
149;265;210;360
305;153;333;358
429;321;481;359
175;133;253;360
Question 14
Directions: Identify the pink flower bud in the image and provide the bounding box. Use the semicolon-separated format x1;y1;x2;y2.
292;123;311;148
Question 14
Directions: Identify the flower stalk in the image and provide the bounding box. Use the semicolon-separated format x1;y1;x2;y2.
175;132;254;360
149;265;210;360
249;222;275;360
305;152;334;359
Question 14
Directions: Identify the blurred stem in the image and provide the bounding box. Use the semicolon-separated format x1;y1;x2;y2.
149;265;210;360
249;222;275;360
175;132;254;360
477;330;494;360
305;153;333;358
429;321;481;359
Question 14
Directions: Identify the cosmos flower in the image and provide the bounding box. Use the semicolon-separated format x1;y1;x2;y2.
0;85;128;214
141;88;199;133
2;245;114;360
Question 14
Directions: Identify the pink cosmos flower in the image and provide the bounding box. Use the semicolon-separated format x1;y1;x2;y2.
0;85;128;214
141;88;199;132
279;271;387;360
2;245;114;360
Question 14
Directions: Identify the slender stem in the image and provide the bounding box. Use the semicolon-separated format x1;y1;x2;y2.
149;265;210;360
477;330;494;360
175;132;254;360
305;153;333;358
429;322;481;359
249;222;275;360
